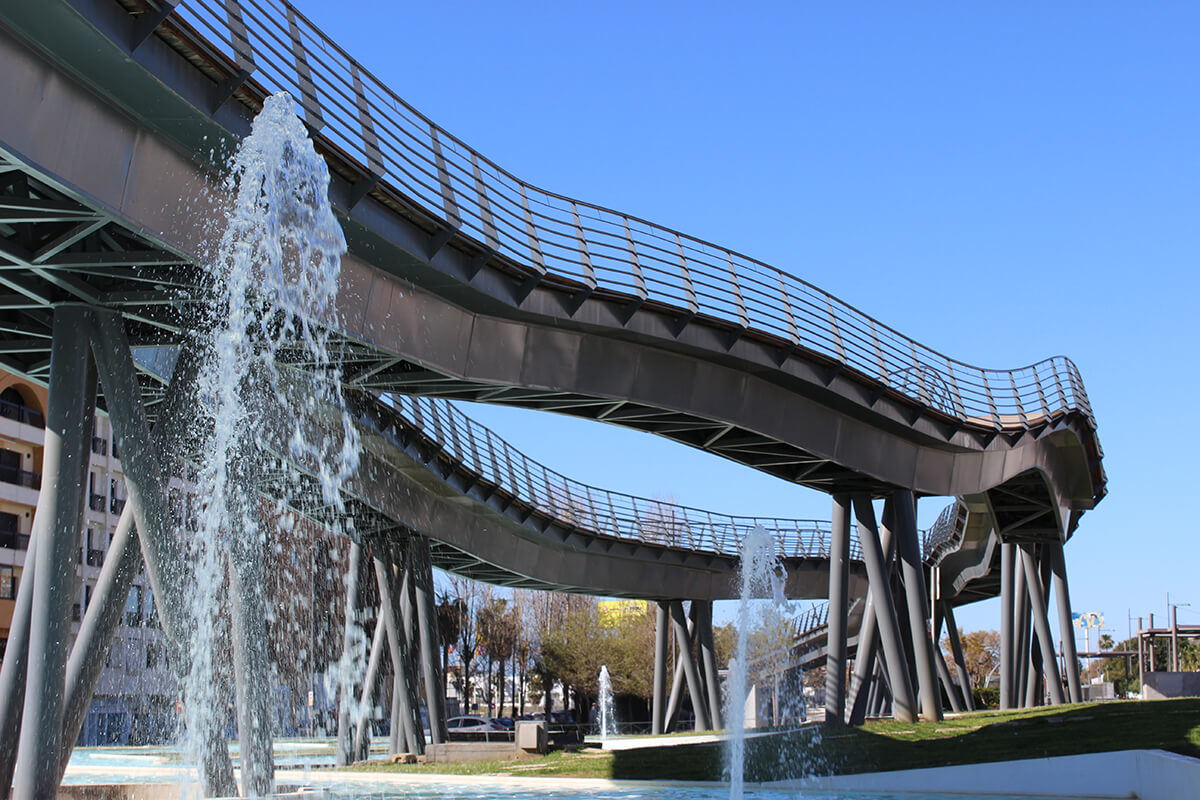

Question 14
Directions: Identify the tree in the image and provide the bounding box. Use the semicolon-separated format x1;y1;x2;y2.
478;595;519;715
436;592;465;701
941;629;1000;688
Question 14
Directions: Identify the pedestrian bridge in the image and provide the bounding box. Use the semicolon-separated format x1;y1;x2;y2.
0;2;1105;783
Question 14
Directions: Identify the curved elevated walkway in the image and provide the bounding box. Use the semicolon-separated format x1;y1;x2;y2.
0;0;1104;554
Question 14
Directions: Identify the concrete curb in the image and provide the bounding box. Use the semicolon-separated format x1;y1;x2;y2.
768;748;1200;799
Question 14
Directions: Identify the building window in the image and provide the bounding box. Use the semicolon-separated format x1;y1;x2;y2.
0;566;15;600
0;512;24;550
0;449;38;490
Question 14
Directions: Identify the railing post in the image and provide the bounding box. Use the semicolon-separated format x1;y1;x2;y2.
675;234;699;317
286;6;324;131
868;319;888;383
430;126;462;230
471;153;501;252
518;185;546;273
570;202;596;290
727;253;749;331
624;218;647;304
826;296;846;363
980;370;1001;428
350;64;384;177
1009;372;1027;428
1031;363;1051;419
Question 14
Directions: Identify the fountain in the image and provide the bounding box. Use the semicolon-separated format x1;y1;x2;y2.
723;526;787;799
597;666;616;741
182;91;361;796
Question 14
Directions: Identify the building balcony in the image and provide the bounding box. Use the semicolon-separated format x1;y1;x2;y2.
86;548;104;567
0;528;28;550
110;497;126;515
91;436;108;456
88;494;106;513
0;398;44;429
0;466;41;491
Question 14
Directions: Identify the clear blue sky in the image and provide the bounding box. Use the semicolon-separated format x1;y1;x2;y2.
294;1;1200;644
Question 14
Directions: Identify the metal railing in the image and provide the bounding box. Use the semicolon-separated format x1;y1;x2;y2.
794;603;830;638
921;500;967;565
0;529;29;550
0;465;41;491
152;0;1095;432
0;398;44;428
380;393;861;561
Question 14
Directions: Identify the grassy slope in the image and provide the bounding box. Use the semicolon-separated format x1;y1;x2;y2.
346;698;1200;782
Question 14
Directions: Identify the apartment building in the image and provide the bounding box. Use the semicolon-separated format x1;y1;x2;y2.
0;370;174;745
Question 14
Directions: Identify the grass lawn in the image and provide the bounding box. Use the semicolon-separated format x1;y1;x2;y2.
344;698;1200;781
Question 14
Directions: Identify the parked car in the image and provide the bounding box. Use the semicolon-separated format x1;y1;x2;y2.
446;715;504;733
490;717;514;730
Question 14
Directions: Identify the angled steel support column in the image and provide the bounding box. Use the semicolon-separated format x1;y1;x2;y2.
999;540;1015;710
824;494;851;725
376;541;422;755
893;491;941;721
1013;552;1031;707
354;611;387;762
847;504;895;726
941;601;975;711
0;532;36;799
1020;545;1065;705
336;541;362;767
15;305;96;800
58;337;201;775
696;600;722;729
852;494;916;722
663;645;687;732
84;317;237;796
652;602;668;735
1050;541;1083;704
392;547;424;754
409;535;447;744
668;600;710;731
59;504;137;771
227;541;275;795
932;637;965;713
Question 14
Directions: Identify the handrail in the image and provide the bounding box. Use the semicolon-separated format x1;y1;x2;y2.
146;0;1094;433
380;392;859;561
378;393;959;567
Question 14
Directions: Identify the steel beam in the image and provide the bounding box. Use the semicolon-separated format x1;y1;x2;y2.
652;601;668;735
1020;545;1065;705
15;305;95;800
668;600;710;731
941;601;975;711
410;535;447;743
824;493;850;725
999;540;1015;710
354;611;387;762
695;600;722;729
1050;541;1083;704
0;529;35;800
893;491;941;721
1013;549;1031;707
57;338;201;778
662;643;687;732
847;500;895;726
852;494;916;722
336;542;362;767
375;543;423;755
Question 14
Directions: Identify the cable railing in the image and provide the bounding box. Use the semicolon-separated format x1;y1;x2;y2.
147;0;1095;432
378;393;860;562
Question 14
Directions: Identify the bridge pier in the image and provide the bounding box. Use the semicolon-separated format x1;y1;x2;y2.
695;601;722;729
853;494;917;723
668;600;710;730
1021;545;1065;705
14;306;96;800
652;602;668;734
941;601;975;711
336;541;363;766
373;541;423;755
1051;542;1083;703
893;491;942;722
824;494;851;725
999;540;1015;710
354;611;387;761
409;535;448;744
846;497;895;726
